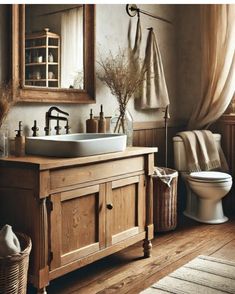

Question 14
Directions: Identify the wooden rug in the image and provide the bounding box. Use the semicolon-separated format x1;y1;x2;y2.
141;255;235;294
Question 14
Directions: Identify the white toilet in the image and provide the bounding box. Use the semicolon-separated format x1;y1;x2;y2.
173;133;232;224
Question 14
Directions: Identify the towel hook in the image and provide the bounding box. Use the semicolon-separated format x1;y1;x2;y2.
126;4;139;17
126;4;172;25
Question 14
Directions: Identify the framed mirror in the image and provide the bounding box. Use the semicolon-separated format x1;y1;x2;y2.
12;4;95;103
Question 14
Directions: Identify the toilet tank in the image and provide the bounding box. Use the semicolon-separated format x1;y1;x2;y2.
173;133;221;171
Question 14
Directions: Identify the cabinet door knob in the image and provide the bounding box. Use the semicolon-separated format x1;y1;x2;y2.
106;203;113;210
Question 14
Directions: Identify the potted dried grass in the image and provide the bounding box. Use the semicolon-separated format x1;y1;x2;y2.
97;48;144;146
0;82;13;157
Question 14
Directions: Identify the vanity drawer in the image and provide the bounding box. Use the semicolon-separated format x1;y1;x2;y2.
50;156;145;190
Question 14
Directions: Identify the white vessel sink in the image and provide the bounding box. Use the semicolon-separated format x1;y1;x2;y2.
25;133;127;157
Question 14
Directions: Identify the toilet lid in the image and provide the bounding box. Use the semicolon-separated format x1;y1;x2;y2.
189;171;232;181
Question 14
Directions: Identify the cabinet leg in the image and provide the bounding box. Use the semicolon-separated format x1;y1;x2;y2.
143;239;152;258
37;287;47;294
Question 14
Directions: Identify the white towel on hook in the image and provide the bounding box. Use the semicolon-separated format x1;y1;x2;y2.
140;28;169;109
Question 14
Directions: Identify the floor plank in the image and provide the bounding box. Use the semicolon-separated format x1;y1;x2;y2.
28;216;235;294
211;239;235;261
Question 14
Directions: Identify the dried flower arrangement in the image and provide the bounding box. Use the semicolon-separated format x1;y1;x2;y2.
0;82;13;156
0;82;13;129
97;48;144;134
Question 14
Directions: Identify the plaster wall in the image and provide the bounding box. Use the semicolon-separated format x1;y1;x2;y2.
0;4;200;138
176;4;202;122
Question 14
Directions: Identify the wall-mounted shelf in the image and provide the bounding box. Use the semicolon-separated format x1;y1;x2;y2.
25;79;59;82
25;62;59;66
26;45;59;50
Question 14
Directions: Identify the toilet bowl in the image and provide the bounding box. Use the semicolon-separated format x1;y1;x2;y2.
173;134;232;224
186;171;232;223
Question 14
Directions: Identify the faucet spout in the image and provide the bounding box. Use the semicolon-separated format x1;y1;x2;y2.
48;106;69;117
45;106;69;136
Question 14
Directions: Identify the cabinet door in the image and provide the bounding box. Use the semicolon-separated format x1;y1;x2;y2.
49;184;105;270
106;175;146;247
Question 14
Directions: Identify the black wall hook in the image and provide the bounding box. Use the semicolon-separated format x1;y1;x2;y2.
126;4;173;25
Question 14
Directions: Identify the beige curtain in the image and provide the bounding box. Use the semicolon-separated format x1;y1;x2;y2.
61;7;83;89
187;4;235;130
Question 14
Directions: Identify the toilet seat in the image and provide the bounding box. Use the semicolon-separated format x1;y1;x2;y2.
189;171;232;183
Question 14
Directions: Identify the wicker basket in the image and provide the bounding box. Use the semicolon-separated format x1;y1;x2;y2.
153;168;178;232
0;232;32;294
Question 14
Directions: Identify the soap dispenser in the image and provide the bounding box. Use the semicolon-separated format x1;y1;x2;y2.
86;109;98;133
15;121;25;157
98;105;106;133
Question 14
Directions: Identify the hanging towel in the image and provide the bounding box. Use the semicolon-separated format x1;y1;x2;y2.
128;16;142;66
140;28;169;109
177;130;229;172
128;16;142;105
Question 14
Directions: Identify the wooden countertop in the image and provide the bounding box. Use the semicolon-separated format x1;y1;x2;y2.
0;147;158;170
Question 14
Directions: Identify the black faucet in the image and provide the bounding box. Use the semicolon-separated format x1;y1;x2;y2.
44;106;69;136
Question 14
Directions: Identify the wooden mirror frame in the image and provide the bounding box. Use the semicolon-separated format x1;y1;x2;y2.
12;4;95;104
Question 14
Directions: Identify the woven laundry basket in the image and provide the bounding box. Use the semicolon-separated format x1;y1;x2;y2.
153;168;178;232
0;232;32;294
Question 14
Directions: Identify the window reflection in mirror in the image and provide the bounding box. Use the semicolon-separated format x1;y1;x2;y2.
25;4;84;90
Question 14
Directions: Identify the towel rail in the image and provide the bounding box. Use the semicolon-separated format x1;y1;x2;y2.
126;4;173;25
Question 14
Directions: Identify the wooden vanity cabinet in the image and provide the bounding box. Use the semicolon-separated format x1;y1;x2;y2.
0;147;157;293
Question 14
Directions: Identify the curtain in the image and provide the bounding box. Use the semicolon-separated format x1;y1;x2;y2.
61;7;83;89
187;4;235;130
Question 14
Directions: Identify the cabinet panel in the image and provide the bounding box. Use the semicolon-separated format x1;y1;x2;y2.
106;175;146;247
50;157;144;190
111;183;136;235
0;188;38;274
61;194;97;254
50;184;105;270
0;166;37;189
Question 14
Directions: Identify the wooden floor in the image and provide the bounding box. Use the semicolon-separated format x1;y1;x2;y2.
28;216;235;294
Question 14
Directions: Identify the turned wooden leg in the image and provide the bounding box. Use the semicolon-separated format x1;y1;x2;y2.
144;168;154;258
143;239;152;258
37;287;47;294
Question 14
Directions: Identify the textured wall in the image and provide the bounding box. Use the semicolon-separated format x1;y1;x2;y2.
175;5;202;122
0;4;200;138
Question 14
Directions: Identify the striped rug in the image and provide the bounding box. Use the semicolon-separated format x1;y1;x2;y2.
141;255;235;294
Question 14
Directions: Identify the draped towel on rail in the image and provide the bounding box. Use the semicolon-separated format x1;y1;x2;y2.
140;28;169;109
